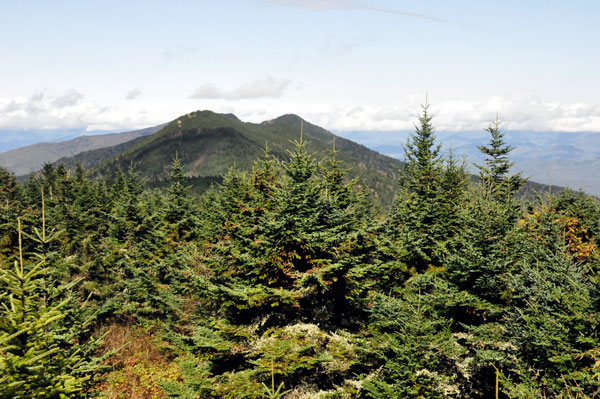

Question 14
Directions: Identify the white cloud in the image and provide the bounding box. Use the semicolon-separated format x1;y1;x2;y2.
190;78;292;100
3;101;22;113
0;90;160;131
29;91;45;103
190;83;223;99
2;90;599;135
51;89;84;108
232;95;600;133
126;88;143;100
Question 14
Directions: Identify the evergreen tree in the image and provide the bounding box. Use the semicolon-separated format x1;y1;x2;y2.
39;163;57;200
503;204;599;396
438;149;469;252
476;117;525;200
165;154;197;242
401;101;442;198
385;101;465;273
109;167;147;243
446;118;526;303
251;144;281;211
445;184;521;302
0;167;22;259
0;166;19;208
0;218;99;398
320;138;354;210
361;274;466;399
266;132;323;274
167;155;187;214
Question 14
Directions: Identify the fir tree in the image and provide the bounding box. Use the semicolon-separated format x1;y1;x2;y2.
39;163;57;200
445;183;521;302
165;154;197;242
361;274;466;398
385;100;464;273
400;101;442;198
476;116;525;200
267;129;323;274
0;166;19;208
251;144;280;205
168;154;187;210
0;218;99;398
0;167;22;260
504;203;599;396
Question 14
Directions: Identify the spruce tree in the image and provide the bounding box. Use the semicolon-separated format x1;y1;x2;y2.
251;144;280;205
401;101;442;198
0;166;19;208
445;184;519;302
39;163;57;200
445;118;526;302
476;116;525;200
168;155;187;209
503;203;599;396
165;154;196;242
267;130;323;274
320;139;352;208
385;101;460;273
0;218;97;398
438;149;469;250
361;274;465;398
0;167;22;260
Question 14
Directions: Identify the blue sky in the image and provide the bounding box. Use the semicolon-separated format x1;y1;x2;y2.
1;0;599;134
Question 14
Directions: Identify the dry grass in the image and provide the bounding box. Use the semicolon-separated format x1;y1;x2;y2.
95;324;183;399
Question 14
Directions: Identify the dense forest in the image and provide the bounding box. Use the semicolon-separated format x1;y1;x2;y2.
1;104;600;398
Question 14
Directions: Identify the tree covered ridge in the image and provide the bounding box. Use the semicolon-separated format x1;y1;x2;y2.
1;106;599;398
50;111;405;208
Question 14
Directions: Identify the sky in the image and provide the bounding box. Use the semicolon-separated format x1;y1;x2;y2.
1;0;599;136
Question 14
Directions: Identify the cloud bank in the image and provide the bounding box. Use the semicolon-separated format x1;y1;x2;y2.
190;78;292;100
0;90;156;131
234;95;600;133
1;90;599;134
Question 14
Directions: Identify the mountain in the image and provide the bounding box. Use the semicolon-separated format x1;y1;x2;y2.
0;127;94;153
0;124;166;176
37;111;565;206
339;129;600;196
50;111;403;205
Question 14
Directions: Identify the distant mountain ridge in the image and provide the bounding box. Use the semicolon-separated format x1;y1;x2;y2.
340;129;600;196
0;127;94;153
48;111;405;205
9;111;568;206
0;124;166;176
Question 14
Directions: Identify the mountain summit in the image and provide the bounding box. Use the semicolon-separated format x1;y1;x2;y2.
55;111;404;205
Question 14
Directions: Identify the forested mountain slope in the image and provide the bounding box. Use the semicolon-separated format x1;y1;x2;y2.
55;111;405;205
0;124;165;175
49;110;563;206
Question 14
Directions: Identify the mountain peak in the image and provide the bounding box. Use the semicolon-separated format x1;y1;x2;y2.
224;113;240;121
45;110;403;205
263;114;305;126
